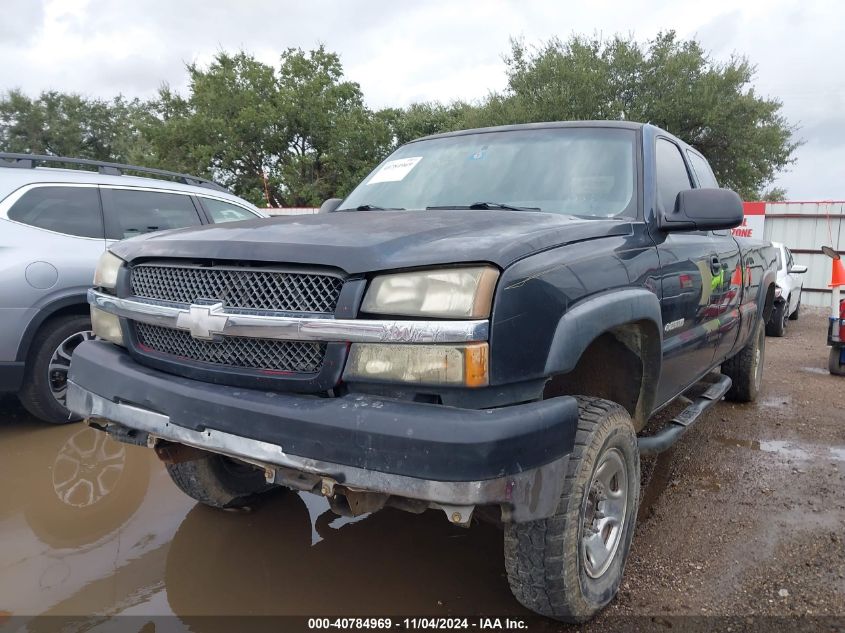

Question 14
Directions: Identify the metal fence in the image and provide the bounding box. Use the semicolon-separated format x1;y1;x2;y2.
763;202;845;307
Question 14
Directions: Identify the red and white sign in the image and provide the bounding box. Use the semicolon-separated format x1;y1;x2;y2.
732;201;766;239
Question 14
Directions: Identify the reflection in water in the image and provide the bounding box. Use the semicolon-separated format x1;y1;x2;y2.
52;428;126;508
0;396;175;617
165;492;523;620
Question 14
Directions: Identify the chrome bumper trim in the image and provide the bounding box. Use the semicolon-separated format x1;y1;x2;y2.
88;289;489;344
67;381;565;522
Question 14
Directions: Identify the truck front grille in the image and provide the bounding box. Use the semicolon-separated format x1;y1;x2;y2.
130;264;343;314
136;323;326;374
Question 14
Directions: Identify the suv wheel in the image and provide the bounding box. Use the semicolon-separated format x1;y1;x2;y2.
504;397;640;622
165;452;274;508
19;315;93;424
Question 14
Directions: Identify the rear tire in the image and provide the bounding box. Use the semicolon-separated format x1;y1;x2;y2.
723;320;765;402
504;397;640;622
765;302;786;337
830;347;845;376
18;315;93;424
165;452;274;508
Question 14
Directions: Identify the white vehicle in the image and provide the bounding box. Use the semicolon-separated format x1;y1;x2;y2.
766;241;807;337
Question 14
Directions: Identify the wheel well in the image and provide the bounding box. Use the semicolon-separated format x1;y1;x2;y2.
17;301;90;362
543;320;660;431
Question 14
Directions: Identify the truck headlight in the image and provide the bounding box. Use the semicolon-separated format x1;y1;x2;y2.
361;266;499;318
344;343;488;387
93;251;124;291
90;307;124;347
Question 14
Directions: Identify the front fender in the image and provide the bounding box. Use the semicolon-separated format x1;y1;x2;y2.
543;288;663;376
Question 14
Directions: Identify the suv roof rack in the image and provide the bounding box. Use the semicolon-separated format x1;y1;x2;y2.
0;152;228;192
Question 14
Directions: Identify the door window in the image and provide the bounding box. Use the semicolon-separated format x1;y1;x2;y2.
686;151;719;188
656;139;693;213
7;186;104;238
102;188;202;240
201;197;258;223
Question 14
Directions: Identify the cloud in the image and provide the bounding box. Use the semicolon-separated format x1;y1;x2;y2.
1;0;843;199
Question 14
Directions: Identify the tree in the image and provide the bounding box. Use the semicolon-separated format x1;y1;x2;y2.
460;33;799;199
150;48;394;207
0;89;155;165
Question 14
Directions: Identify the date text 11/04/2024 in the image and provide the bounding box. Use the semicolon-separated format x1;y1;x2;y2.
307;618;528;630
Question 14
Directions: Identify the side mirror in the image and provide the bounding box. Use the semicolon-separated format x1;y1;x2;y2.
318;198;343;214
789;265;808;274
659;188;744;232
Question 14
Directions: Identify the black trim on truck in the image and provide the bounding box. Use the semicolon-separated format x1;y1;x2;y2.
69;341;579;482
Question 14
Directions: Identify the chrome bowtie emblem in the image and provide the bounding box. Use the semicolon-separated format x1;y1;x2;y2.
176;302;229;340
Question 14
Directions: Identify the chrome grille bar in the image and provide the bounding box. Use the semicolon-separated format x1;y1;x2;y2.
89;290;489;344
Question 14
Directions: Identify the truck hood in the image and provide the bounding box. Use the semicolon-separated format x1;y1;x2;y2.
111;209;634;274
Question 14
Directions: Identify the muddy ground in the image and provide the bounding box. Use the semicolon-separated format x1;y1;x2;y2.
0;310;842;631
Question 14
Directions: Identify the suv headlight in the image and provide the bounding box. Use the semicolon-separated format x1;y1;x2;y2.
361;266;499;318
93;251;124;291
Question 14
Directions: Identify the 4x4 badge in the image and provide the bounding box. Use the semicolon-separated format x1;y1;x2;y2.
176;302;229;340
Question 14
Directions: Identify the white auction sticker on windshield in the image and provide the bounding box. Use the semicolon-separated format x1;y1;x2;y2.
367;156;422;184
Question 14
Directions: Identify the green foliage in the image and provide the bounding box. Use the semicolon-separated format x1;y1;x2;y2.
760;186;788;202
470;33;799;199
0;35;799;202
0;89;154;165
148;47;393;206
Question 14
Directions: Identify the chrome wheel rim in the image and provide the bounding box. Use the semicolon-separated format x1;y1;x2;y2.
48;330;95;407
753;329;764;390
581;447;628;578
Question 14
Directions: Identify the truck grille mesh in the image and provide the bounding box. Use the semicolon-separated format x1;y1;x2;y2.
135;323;326;374
130;264;343;314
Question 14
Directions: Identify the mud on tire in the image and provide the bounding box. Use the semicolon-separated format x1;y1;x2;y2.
166;452;274;508
504;396;640;622
722;319;765;402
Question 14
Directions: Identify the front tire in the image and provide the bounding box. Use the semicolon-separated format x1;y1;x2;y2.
18;315;93;424
165;452;274;508
504;397;640;622
723;320;765;402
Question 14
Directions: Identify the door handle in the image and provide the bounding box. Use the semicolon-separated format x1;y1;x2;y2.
710;256;722;276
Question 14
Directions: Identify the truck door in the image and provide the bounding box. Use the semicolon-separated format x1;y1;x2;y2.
652;138;721;404
686;150;744;364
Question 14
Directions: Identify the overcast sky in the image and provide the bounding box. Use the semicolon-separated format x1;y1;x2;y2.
2;0;843;199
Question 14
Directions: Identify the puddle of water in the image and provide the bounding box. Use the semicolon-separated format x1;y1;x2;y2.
0;396;526;619
799;366;830;375
715;434;845;463
757;394;792;408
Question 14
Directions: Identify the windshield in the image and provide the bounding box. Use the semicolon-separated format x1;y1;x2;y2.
340;127;637;218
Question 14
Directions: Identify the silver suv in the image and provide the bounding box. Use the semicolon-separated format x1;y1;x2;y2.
0;153;266;423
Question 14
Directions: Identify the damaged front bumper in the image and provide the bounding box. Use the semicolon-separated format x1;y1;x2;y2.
67;341;578;524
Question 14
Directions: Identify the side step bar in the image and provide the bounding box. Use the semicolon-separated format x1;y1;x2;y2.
638;373;732;455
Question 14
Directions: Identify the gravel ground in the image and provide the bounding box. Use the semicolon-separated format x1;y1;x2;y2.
587;308;845;631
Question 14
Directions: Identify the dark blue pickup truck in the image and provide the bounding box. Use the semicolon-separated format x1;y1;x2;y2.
68;121;777;621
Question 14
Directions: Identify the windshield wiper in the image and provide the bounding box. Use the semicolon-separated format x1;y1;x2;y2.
426;202;541;212
340;204;405;211
470;201;541;212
